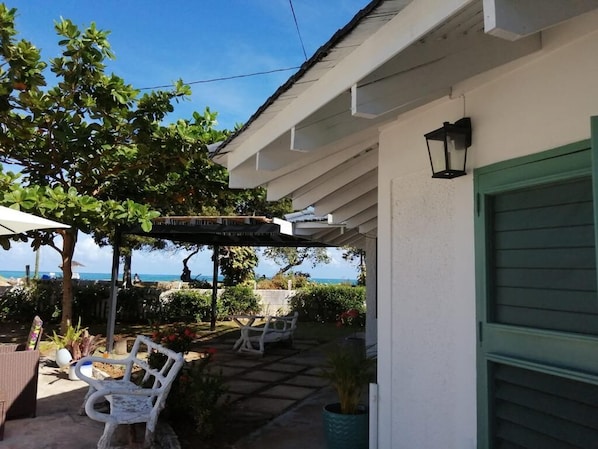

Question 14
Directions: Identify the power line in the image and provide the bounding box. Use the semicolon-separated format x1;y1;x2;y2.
139;66;300;91
289;0;308;61
140;1;309;91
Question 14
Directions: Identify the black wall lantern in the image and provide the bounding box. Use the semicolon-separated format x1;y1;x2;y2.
424;117;472;179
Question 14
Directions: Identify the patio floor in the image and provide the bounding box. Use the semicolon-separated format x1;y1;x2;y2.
1;335;342;449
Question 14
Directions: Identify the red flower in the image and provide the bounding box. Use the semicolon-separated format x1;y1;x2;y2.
346;309;359;318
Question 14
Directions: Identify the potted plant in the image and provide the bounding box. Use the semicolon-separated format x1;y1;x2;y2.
48;318;99;378
319;343;375;449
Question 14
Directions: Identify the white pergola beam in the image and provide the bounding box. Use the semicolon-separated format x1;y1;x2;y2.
314;170;377;216
266;137;378;201
359;219;377;235
483;0;598;41
292;149;378;210
352;31;540;118
329;190;378;224
346;205;378;228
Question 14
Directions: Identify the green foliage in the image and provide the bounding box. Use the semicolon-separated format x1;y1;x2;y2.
147;327;228;438
47;317;98;359
342;247;367;286
289;285;366;323
0;286;36;320
219;246;257;286
169;353;229;438
319;344;375;414
160;290;214;323
262;247;331;275
256;272;312;289
218;284;260;316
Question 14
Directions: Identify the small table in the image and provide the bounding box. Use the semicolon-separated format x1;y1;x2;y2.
231;315;264;350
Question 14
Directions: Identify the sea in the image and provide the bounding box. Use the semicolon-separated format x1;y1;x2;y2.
0;270;356;285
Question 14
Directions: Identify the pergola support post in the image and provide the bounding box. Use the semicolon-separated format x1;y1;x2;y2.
211;245;219;331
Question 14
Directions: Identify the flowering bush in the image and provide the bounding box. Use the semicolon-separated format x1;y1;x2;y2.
150;326;196;353
336;308;365;328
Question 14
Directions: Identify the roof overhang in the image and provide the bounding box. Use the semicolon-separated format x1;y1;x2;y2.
212;0;598;248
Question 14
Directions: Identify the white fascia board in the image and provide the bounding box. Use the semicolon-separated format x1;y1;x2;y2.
484;0;598;41
226;0;474;172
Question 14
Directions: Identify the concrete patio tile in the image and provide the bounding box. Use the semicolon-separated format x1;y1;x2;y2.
266;362;307;373
303;367;324;376
284;374;329;388
213;366;245;378
243;369;290;383
220;357;266;368
226;378;269;394
260;384;317;400
237;397;297;416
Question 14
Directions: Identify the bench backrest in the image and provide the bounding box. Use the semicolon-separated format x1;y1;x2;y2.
265;311;298;333
125;335;184;393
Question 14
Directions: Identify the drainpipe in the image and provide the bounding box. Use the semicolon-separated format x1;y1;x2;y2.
370;382;378;448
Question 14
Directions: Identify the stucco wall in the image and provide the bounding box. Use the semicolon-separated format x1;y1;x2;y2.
376;11;598;449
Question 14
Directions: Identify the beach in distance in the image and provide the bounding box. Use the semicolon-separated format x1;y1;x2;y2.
0;270;357;285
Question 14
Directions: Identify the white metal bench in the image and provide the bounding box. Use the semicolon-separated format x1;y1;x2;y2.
74;334;184;449
236;312;299;355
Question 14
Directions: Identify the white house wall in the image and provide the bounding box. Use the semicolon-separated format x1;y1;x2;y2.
376;10;598;449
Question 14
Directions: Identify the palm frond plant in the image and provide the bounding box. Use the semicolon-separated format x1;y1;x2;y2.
319;343;375;414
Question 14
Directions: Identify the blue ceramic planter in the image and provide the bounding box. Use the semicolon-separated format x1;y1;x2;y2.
322;403;368;449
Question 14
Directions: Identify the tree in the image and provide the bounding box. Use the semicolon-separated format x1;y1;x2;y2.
342;247;366;285
262;247;331;275
219;246;258;286
0;6;222;331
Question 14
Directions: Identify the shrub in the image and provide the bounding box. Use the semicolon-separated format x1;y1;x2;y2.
218;284;261;317
0;286;36;320
256;272;312;290
160;290;214;323
289;285;366;323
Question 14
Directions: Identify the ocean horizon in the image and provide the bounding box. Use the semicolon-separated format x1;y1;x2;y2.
0;270;357;285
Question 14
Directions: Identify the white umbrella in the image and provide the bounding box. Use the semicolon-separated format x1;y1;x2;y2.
0;205;70;236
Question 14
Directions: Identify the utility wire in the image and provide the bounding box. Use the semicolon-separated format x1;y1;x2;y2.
140;1;309;91
139;66;300;91
289;0;308;61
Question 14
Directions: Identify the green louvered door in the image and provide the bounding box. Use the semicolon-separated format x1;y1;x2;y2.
476;122;598;449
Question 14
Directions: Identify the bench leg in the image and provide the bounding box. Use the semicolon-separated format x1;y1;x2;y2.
97;422;118;449
79;386;95;416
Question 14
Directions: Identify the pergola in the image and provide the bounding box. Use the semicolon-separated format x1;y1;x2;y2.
106;216;328;351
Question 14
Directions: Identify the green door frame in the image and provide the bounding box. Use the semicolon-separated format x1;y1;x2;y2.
475;117;598;447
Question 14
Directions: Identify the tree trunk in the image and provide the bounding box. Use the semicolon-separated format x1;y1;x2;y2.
60;228;78;334
123;253;132;287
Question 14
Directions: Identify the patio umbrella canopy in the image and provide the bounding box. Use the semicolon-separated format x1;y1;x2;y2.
0;206;70;235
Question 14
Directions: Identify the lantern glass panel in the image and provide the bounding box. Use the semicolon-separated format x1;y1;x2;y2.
427;138;447;175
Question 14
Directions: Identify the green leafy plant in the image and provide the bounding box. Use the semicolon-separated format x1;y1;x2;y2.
319;344;375;414
218;285;260;317
47;318;99;359
171;350;229;438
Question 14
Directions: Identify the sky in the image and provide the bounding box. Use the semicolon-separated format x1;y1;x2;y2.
0;0;371;280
